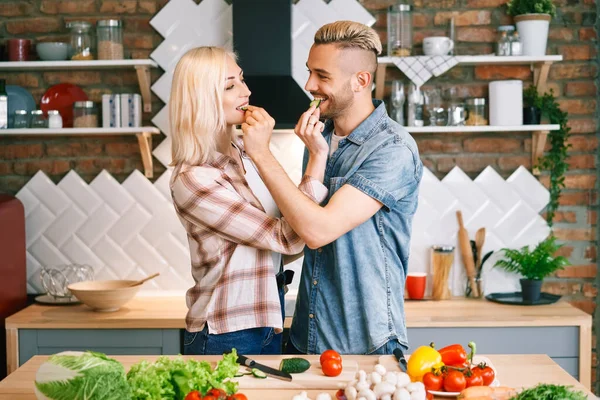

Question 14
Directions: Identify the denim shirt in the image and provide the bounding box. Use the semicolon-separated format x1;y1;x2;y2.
289;100;423;355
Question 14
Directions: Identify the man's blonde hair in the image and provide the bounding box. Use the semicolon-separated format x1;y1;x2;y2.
314;20;382;56
169;46;235;166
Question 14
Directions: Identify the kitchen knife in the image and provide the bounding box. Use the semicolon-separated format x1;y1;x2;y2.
393;347;408;372
237;354;292;382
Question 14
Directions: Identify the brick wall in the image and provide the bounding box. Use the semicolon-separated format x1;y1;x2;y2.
0;0;166;191
0;0;598;392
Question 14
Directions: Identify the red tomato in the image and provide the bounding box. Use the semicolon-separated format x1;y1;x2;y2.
185;391;202;400
426;392;434;400
476;365;496;386
320;349;342;365
206;389;226;400
335;389;347;400
203;396;216;400
443;370;467;392
321;359;343;377
464;369;484;387
422;371;444;391
228;394;248;400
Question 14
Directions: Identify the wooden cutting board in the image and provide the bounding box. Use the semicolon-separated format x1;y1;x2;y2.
235;356;358;390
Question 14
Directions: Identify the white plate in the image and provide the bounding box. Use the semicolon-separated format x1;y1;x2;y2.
427;356;500;398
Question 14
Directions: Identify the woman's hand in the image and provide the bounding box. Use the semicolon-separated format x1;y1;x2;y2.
241;106;275;159
295;105;328;159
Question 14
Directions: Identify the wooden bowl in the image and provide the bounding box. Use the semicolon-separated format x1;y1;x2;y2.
67;280;141;312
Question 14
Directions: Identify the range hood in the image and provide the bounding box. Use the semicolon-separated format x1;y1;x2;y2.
232;0;310;129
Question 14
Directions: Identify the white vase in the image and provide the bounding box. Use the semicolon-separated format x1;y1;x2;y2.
515;14;551;56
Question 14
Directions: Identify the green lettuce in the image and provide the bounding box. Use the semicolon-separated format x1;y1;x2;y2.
34;351;132;400
126;349;240;399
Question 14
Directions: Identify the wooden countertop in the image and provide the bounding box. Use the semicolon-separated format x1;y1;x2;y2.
5;296;591;329
0;354;596;399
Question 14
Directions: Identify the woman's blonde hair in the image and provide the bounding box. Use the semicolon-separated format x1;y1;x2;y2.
169;46;236;166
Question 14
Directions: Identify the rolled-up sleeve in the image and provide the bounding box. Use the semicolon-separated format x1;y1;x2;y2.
298;175;329;204
346;141;422;212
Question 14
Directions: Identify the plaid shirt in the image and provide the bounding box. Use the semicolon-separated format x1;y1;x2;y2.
170;146;327;334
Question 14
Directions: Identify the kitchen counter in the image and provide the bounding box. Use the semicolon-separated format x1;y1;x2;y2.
5;297;592;389
0;354;596;399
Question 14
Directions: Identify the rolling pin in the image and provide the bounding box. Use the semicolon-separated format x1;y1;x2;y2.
456;210;479;298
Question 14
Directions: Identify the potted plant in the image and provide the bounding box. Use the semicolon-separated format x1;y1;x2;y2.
523;85;542;124
494;236;569;303
506;0;556;56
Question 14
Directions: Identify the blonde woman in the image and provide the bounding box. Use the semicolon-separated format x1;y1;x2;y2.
169;46;329;355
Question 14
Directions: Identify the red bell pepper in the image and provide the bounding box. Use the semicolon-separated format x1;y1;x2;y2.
438;343;468;366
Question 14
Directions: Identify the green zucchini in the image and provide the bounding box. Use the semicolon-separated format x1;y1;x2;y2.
279;357;311;374
309;99;321;108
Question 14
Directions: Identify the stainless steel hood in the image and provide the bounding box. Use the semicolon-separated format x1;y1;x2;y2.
232;0;310;129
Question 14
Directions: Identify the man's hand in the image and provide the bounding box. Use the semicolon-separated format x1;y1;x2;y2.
241;106;276;159
295;105;328;159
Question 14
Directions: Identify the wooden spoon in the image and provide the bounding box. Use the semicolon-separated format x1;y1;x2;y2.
475;227;486;271
130;272;160;287
456;211;479;298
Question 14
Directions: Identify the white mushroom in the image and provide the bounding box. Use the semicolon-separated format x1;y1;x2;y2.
383;371;398;386
410;391;426;400
393;388;411;400
292;391;310;400
395;372;411;388
374;364;387;376
344;386;358;400
316;393;332;400
373;382;396;397
357;389;377;400
381;395;392;400
357;370;368;382
371;371;382;385
406;382;425;393
356;380;371;392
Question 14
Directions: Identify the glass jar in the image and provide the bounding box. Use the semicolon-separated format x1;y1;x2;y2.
431;245;455;301
387;4;412;57
47;110;63;128
13;109;29;128
496;26;513;56
30;110;47;128
97;20;124;60
465;98;488;126
73;101;98;128
66;21;93;60
510;31;522;56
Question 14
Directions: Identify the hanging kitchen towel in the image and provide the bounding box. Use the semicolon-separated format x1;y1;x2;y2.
392;56;459;87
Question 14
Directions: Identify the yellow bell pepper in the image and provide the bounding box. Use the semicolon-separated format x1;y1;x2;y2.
407;344;444;382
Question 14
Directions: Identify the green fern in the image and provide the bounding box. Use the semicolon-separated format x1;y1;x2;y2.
494;236;570;280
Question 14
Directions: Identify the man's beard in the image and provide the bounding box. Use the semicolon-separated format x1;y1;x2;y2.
320;80;353;120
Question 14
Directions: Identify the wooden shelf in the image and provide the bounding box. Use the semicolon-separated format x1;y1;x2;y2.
406;125;558;174
1;127;160;178
0;59;158;113
378;55;563;66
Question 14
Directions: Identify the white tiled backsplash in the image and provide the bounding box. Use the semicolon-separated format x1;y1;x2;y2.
17;130;550;305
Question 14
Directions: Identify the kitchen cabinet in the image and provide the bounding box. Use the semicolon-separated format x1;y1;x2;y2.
376;55;564;174
0;60;160;178
0;354;596;399
5;297;592;389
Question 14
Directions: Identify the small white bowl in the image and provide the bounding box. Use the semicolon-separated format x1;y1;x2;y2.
36;42;69;61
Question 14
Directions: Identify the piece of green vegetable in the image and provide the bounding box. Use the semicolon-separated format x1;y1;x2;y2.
34;351;132;400
127;349;240;399
279;358;311;374
510;384;588;400
251;368;267;379
310;99;321;108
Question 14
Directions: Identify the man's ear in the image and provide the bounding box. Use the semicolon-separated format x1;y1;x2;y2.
354;70;373;92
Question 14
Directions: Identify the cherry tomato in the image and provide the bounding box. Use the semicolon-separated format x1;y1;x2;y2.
185;391;202;400
464;369;484;387
203;396;216;400
426;392;434;400
320;349;342;365
475;365;496;386
443;370;467;392
321;358;343;377
335;389;347;400
422;371;444;391
207;389;227;400
228;394;248;400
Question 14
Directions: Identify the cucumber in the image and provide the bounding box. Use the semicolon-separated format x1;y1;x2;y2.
279;357;311;374
251;368;267;378
310;99;321;108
